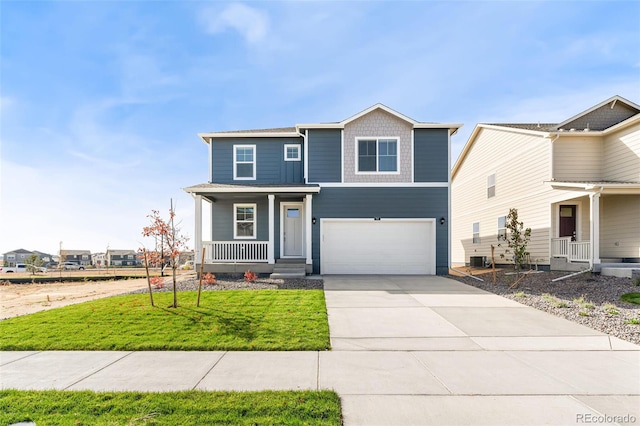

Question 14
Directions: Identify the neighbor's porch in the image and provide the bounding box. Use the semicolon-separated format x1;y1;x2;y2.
548;183;640;272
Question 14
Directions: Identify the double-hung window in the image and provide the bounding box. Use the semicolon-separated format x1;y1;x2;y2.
234;204;256;239
234;145;256;180
487;173;496;198
497;216;507;241
472;222;480;244
357;138;398;173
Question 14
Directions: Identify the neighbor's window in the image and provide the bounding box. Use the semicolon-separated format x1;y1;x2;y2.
234;204;256;239
497;216;507;240
487;173;496;198
234;145;256;180
357;138;398;173
473;222;480;244
284;144;301;161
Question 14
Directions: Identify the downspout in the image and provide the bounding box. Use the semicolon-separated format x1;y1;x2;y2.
298;129;308;183
547;132;560;262
548;133;560;181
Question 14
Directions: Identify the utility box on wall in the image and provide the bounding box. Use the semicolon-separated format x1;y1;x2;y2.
469;256;486;267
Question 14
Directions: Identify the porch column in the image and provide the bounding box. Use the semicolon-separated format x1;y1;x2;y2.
194;195;203;260
305;194;313;265
590;192;601;268
268;194;275;264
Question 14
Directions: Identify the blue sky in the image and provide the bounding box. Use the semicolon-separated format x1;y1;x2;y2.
1;1;639;256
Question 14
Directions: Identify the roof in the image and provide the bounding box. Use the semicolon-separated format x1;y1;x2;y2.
198;103;463;143
3;248;32;255
453;95;640;178
107;249;137;255
63;250;91;255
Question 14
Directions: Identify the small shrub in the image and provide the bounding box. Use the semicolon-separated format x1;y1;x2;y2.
579;311;590;317
603;304;619;315
543;293;567;308
573;296;595;310
624;318;640;325
149;276;165;289
244;270;258;283
633;277;640;286
203;273;217;286
514;291;527;298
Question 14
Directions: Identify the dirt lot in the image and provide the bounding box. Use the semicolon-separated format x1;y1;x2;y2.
0;278;154;319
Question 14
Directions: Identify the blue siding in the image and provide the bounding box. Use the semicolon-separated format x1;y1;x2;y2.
311;187;449;275
211;198;270;241
414;129;449;182
308;129;341;182
211;137;304;184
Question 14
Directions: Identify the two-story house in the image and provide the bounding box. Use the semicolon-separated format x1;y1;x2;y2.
3;248;33;267
185;104;461;276
452;96;640;274
106;249;139;267
62;250;92;266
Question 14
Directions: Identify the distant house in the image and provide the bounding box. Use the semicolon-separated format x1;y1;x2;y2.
451;95;640;273
185;104;461;276
32;251;55;266
107;249;139;266
2;248;34;267
92;252;107;268
62;250;92;266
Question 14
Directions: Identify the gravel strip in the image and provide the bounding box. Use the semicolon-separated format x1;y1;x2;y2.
449;270;640;345
127;276;324;294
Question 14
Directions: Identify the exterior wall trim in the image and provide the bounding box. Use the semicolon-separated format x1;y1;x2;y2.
317;182;449;188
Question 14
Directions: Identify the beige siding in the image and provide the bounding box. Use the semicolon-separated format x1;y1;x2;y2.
600;195;640;259
603;122;640;182
553;137;603;181
452;128;555;265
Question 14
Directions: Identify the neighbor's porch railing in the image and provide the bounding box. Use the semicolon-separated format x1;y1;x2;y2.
202;241;268;263
551;237;590;262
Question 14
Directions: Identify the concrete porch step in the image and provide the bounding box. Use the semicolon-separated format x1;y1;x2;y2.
270;272;307;279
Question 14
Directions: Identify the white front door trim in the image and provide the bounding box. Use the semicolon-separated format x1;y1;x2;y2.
280;202;305;258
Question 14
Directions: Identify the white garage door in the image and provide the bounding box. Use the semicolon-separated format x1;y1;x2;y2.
321;219;436;274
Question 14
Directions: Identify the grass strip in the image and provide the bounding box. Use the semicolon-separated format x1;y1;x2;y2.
0;389;342;425
0;290;330;351
620;292;640;305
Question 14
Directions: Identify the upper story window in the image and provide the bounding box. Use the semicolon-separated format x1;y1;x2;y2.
487;173;496;198
472;222;480;244
356;138;399;173
234;145;256;180
497;216;507;241
284;144;301;161
234;204;256;239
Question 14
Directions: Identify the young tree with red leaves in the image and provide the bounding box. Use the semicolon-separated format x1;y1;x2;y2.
142;199;189;308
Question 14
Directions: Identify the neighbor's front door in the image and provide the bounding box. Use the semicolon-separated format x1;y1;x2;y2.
283;203;303;257
559;205;577;241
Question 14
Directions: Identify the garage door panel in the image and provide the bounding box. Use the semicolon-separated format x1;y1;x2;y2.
321;219;435;275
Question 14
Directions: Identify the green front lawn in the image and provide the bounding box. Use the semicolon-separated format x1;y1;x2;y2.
621;292;640;305
0;290;330;351
0;389;342;425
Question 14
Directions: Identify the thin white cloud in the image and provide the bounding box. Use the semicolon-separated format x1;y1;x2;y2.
200;3;269;44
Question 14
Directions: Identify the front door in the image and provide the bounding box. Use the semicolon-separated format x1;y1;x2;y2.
559;205;577;241
282;203;303;257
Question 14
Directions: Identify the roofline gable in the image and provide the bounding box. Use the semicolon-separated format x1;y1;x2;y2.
556;95;640;130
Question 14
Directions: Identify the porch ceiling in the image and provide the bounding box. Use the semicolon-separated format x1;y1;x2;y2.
547;181;640;195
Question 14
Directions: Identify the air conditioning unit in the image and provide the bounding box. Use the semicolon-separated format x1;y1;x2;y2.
469;256;486;267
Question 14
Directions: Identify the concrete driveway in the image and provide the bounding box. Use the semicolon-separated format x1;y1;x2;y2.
1;275;639;425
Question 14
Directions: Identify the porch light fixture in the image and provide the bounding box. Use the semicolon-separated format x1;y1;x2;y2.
440;217;446;225
312;217;317;225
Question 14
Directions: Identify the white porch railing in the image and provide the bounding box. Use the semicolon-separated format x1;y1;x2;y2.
551;237;591;262
202;241;268;263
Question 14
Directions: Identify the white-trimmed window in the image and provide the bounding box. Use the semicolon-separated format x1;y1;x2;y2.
487;173;496;198
234;204;256;239
356;138;399;173
497;216;507;241
234;145;256;180
284;144;301;161
472;222;480;244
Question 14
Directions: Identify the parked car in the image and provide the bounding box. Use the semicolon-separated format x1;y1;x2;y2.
0;263;48;273
59;262;85;270
180;260;194;270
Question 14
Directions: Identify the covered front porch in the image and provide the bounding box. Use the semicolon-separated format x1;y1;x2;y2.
548;182;640;272
185;183;320;275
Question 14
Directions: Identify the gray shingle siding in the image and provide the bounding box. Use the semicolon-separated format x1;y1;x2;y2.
311;187;449;275
308;129;341;182
211;137;304;184
414;129;449;182
561;103;638;131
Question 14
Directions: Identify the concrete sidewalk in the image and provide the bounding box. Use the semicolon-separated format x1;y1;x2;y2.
1;275;639;425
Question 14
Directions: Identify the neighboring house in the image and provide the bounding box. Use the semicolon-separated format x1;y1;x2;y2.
452;95;640;273
92;252;107;268
106;249;139;266
32;251;55;266
62;250;92;266
3;249;33;266
185;104;461;275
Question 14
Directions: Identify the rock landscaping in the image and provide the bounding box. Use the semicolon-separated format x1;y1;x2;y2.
450;269;640;345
